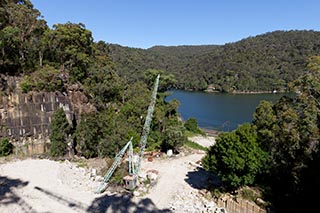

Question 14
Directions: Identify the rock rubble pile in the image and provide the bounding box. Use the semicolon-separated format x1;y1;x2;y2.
169;189;226;213
57;159;102;193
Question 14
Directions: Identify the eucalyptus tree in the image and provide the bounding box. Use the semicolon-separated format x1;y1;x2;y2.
0;0;47;73
45;22;94;82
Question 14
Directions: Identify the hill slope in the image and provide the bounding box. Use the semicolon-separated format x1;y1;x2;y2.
107;30;320;92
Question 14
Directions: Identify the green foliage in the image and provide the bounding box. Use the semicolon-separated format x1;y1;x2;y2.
0;0;47;73
84;67;123;109
46;22;94;83
20;65;64;92
251;56;320;212
107;30;320;92
0;138;13;157
74;112;100;158
184;118;204;135
161;118;187;152
203;123;268;191
144;69;177;92
3;2;320;210
2;0;320;95
49;108;72;157
74;108;132;158
74;83;185;158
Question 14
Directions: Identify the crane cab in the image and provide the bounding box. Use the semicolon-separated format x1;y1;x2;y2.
123;175;137;190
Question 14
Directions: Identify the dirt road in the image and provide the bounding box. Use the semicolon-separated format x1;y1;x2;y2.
0;135;216;212
140;153;210;210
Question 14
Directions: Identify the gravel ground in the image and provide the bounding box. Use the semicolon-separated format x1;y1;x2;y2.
0;135;221;213
188;135;216;148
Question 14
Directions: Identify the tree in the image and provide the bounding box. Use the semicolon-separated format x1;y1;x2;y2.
84;66;123;110
144;69;177;92
0;0;47;73
49;108;72;157
251;56;320;212
74;113;100;158
161;118;186;153
253;100;276;152
46;22;93;82
203;123;267;191
184;117;203;134
74;108;133;158
19;65;64;93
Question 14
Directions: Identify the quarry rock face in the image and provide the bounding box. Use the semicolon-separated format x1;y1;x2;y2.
0;76;94;155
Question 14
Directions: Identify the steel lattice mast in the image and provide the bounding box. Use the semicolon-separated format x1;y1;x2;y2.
135;74;160;174
96;137;133;193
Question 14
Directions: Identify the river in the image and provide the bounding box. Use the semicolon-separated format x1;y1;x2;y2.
165;90;291;132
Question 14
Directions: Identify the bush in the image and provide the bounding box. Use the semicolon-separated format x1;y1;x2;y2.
161;119;187;152
0;138;13;157
184;118;204;134
20;65;64;93
202;123;268;191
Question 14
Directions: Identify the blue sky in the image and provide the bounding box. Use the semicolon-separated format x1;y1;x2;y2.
32;0;320;49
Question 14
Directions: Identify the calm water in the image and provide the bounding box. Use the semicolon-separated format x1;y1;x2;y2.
165;90;290;132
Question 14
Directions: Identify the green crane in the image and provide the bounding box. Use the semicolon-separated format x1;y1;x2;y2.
96;137;134;193
95;74;160;193
135;74;160;175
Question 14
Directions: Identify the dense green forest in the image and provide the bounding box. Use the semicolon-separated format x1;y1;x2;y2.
2;1;320;212
107;31;320;92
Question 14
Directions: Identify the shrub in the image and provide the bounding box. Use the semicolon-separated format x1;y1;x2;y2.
202;123;268;191
20;65;64;93
184;118;204;134
161;119;187;152
0;138;13;157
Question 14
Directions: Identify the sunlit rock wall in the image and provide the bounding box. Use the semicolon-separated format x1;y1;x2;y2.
0;76;94;155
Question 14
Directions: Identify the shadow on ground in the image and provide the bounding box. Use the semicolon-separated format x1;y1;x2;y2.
0;175;34;212
88;193;172;213
35;185;171;213
184;167;219;190
35;186;88;212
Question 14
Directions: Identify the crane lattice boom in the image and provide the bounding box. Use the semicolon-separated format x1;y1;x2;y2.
135;74;160;175
95;74;160;193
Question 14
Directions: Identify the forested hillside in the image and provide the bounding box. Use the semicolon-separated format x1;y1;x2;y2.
0;0;186;158
106;30;320;92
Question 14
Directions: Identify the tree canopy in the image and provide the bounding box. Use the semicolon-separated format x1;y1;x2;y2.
106;30;320;92
49;108;72;157
203;57;320;212
203;123;267;191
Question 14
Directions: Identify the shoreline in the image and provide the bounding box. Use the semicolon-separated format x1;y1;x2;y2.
200;128;221;136
204;89;288;95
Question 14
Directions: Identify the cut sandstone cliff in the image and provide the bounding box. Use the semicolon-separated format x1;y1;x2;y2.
0;76;95;155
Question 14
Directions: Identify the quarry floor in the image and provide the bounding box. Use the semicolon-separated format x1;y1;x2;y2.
0;135;216;213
